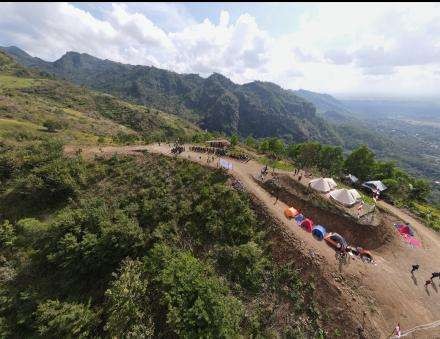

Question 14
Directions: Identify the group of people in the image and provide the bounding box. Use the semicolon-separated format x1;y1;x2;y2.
189;145;226;156
411;265;440;288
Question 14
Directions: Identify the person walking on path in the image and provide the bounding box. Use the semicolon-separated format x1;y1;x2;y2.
298;174;302;182
411;264;419;274
391;323;401;338
425;279;433;288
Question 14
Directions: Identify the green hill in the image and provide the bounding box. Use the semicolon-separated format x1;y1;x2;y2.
0;51;198;146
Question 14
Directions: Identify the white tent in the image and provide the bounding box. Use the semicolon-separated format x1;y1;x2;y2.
329;188;362;207
309;178;337;193
349;189;362;200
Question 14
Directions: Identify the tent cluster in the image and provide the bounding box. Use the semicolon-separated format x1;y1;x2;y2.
308;177;363;208
283;205;374;263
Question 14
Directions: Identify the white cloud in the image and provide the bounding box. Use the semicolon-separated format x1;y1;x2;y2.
1;2;440;96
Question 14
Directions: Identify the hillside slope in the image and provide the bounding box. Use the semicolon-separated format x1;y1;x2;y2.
1;46;341;144
0;51;198;145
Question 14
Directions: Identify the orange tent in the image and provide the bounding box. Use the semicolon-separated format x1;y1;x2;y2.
284;207;298;219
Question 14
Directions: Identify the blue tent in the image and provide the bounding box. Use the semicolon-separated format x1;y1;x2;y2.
312;225;327;240
294;214;305;224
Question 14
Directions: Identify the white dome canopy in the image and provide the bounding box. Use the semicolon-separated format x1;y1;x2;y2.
329;188;362;207
309;177;337;193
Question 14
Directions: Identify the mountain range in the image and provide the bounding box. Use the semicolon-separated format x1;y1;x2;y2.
0;46;342;145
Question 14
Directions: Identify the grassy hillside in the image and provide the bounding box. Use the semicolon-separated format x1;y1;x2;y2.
0;51;198;146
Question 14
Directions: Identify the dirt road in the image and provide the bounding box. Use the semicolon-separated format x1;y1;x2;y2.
66;143;440;338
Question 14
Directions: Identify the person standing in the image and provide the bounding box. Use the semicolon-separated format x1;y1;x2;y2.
411;264;419;274
357;201;364;219
391;323;401;338
430;272;440;280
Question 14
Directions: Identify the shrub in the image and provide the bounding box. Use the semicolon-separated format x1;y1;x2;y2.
35;300;99;338
104;259;154;338
147;244;244;338
42;120;63;132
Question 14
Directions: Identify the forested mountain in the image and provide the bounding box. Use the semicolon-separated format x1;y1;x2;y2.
1;46;341;144
0;51;198;145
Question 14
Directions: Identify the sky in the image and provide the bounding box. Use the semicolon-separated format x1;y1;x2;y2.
1;2;440;98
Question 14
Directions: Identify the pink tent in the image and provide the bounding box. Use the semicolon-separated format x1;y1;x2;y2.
401;234;422;248
396;224;415;236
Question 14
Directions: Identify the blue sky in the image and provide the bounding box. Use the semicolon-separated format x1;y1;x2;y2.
1;2;440;97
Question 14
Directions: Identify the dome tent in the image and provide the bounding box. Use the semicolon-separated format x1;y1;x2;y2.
300;218;313;232
294;214;305;224
329;188;362;207
324;232;348;250
309;178;337;193
284;207;298;219
312;225;326;240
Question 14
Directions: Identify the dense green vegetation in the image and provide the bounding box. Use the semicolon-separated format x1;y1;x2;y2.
0;139;328;337
0;51;198;146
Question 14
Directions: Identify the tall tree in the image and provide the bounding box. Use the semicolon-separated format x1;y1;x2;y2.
344;145;375;181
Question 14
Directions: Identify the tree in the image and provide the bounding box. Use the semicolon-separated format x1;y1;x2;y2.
35;300;99;338
294;142;321;169
317;145;344;175
245;135;256;149
34;199;147;293
0;220;16;250
382;178;400;200
373;161;397;180
42;120;63;132
230;133;239;147
148;244;244;338
216;242;269;293
410;179;431;202
344;145;375;181
268;138;285;157
105;259;154;338
259;139;270;153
